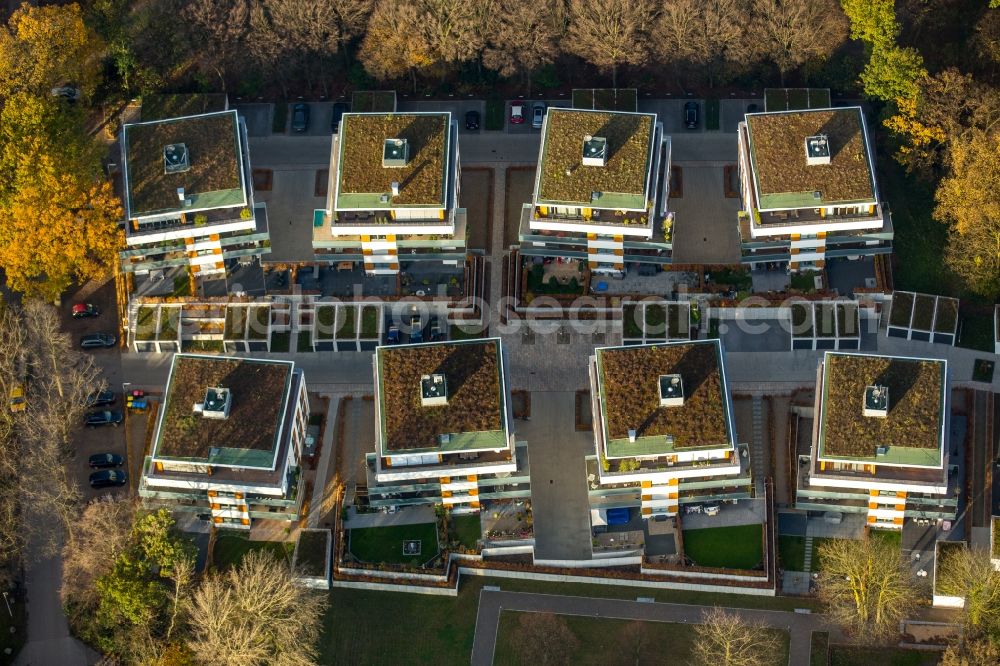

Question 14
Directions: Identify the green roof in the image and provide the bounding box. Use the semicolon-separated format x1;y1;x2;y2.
596;340;735;459
152;355;294;468
746;107;876;209
817;353;946;466
336;113;450;209
536;109;654;209
376;339;508;453
123;110;246;218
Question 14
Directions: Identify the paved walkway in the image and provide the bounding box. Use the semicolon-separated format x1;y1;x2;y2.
306;395;340;528
471;589;835;666
343;505;436;529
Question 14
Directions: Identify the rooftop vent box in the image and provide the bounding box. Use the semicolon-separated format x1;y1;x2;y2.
582;135;608;167
658;374;685;407
591;190;602;202
163;143;190;174
198;387;232;420
383;138;409;167
420;373;448;407
863;385;889;418
805;135;831;166
875;445;889;456
627;428;637;443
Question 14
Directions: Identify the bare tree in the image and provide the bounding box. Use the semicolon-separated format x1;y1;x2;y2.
936;546;1000;634
941;635;1000;666
184;0;251;92
693;607;783;666
563;0;655;88
655;0;749;89
61;496;137;609
510;612;579;665
816;535;919;643
331;0;374;65
483;0;561;95
187;550;327;666
359;0;432;93
751;0;848;86
263;0;340;95
418;0;484;82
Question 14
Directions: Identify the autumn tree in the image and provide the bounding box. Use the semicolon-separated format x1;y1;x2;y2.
693;607;783;666
816;534;918;643
751;0;848;86
935;545;1000;634
262;0;340;95
510;612;579;666
0;3;104;100
563;0;655;88
187;550;327;666
419;0;484;81
654;0;747;89
62;497;138;612
184;0;251;92
0;93;123;299
840;0;926;103
330;0;375;65
483;0;561;94
359;0;433;93
840;0;898;48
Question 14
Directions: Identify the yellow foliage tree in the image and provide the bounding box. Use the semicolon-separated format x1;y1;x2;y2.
0;94;122;299
359;0;434;93
0;3;104;99
934;130;1000;237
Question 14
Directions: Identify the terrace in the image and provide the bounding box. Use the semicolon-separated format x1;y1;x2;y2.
595;341;734;460
744;108;876;210
153;355;293;466
816;353;946;463
123;111;246;220
335;113;450;210
535;109;654;210
376;340;508;453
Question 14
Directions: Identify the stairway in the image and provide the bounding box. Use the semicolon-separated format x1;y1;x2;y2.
751;395;766;496
803;535;815;572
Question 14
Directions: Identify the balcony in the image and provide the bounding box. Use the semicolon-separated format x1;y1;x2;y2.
532;206;652;230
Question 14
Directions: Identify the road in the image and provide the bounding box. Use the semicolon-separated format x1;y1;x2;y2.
470;589;836;666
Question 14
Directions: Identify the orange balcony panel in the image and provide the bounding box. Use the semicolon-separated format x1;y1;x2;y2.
468;489;479;496
211;503;220;510
895;504;906;511
668;492;679;500
587;233;597;241
641;480;652;488
470;500;481;509
361;235;371;242
896;491;907;498
210;233;220;241
641;507;653;516
668;478;679;486
613;249;624;257
442;490;453;498
588;261;598;269
641;494;652;501
467;475;477;482
212;247;222;255
384;456;392;467
207;490;217;497
241;518;250;525
364;262;374;271
870;489;879;496
867;516;877;523
440;477;451;485
791;233;801;241
613;235;623;242
868;502;878;510
892;517;904;525
213;517;223;524
362;249;373;256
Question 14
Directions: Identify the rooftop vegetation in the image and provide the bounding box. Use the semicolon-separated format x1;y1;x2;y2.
747;108;874;204
379;341;503;451
598;342;729;447
338;114;447;205
538;110;652;204
821;354;945;457
889;291;914;327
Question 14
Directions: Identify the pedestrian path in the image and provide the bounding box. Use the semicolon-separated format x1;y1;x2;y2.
803;535;815;572
751;395;766;496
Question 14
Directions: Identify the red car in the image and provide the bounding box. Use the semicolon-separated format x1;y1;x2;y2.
510;103;525;125
72;303;100;319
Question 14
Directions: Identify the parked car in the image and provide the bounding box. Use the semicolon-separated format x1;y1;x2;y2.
330;102;349;133
88;453;124;469
408;315;423;343
510;103;525;125
532;102;546;129
8;383;26;413
428;317;443;342
86;409;123;427
386;325;401;344
50;86;80;103
291;103;310;133
86;389;116;408
465;109;480;131
80;332;116;349
747;103;759;113
72;303;99;319
89;469;127;489
684;101;699;130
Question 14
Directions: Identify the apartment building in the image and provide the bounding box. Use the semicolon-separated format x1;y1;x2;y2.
140;355;309;528
120;109;268;283
363;338;529;513
313;112;465;275
796;352;956;529
518;108;670;274
736;107;891;271
587;340;752;518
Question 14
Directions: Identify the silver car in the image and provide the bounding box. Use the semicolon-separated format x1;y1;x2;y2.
532;103;546;129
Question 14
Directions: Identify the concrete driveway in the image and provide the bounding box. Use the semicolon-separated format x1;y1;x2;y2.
397;98;486;134
669;165;742;264
235;103;272;137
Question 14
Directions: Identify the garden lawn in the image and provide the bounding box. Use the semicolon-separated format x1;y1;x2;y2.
348;522;439;565
811;631;829;666
213;534;294;570
450;513;482;549
779;534;806;571
682;524;763;569
493;612;788;666
318;576;815;665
